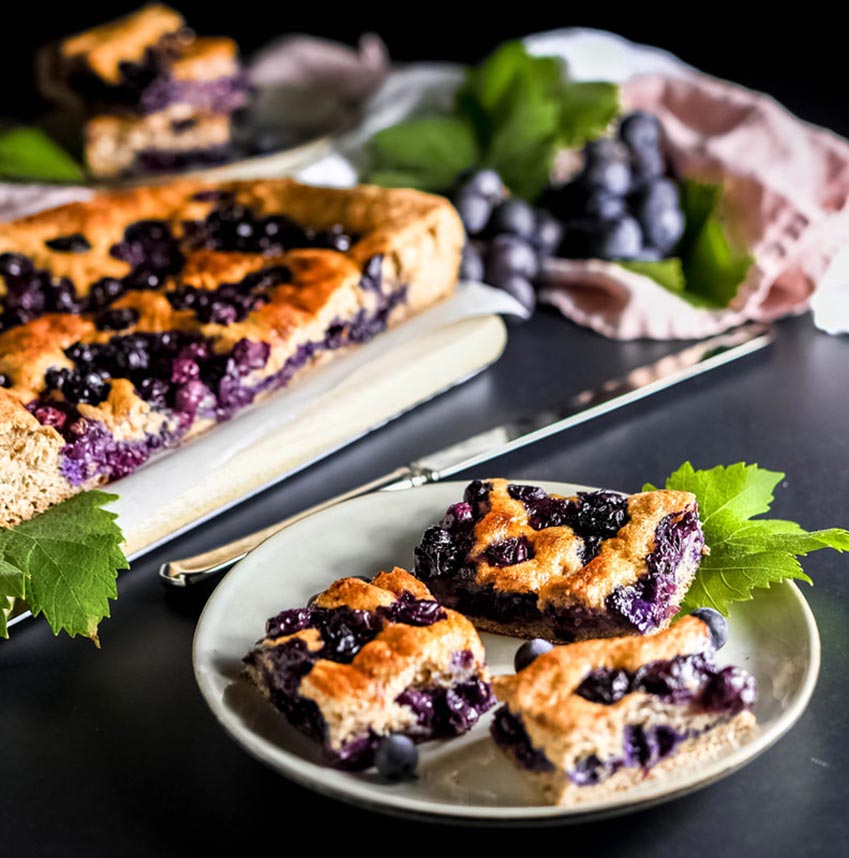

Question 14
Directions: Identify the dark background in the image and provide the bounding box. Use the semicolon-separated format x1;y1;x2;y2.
4;3;846;136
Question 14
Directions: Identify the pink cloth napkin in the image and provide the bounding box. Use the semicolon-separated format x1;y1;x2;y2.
539;72;849;339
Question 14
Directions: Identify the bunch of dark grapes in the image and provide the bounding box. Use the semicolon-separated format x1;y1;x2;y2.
452;170;562;317
450;111;685;319
541;111;685;262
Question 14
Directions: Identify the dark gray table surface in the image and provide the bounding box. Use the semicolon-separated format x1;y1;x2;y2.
2;311;847;855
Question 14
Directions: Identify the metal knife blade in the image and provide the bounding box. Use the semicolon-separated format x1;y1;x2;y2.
411;322;772;479
159;322;772;586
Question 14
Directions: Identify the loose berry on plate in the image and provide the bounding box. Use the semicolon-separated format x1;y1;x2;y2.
514;638;554;672
690;607;729;650
374;734;419;782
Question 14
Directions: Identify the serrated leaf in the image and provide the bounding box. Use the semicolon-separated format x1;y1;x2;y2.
367;116;480;193
0;127;84;182
657;462;849;615
558;81;620;148
680;550;812;615
619;258;686;293
678;179;754;308
0;491;128;641
664;461;783;534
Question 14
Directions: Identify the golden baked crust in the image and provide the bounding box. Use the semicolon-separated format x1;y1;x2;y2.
242;568;493;758
494;615;712;725
491;616;758;804
0;179;463;527
169;37;239;81
415;478;705;642
470;479;697;608
58;4;186;83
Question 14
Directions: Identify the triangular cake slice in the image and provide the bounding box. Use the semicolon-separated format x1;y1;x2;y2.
414;478;705;642
491;615;757;805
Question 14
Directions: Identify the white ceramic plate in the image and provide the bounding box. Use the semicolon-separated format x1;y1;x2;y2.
193;480;821;822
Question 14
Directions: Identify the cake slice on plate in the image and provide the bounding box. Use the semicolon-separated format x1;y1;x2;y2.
414;478;705;642
490;613;757;805
242;568;495;769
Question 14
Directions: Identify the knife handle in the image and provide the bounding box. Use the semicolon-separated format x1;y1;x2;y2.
158;467;422;587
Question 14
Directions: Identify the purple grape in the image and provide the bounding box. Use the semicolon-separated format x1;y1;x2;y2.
459;243;485;281
497;275;536;317
514;638;554;672
459;168;504;202
584;137;629;165
488;199;537;239
634;247;663;262
700;667;757;713
585;192;626;220
485;235;539;286
533;211;564;257
582;159;632;197
618;111;662;154
590;216;643;260
96;307;139;331
453;190;493;236
630;148;665;189
485;536;533;567
633;180;685;253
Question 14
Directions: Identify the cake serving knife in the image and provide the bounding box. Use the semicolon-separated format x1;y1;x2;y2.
160;323;772;586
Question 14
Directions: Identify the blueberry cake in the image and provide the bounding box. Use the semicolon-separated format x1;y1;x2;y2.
414;479;705;642
0;178;463;528
37;5;249;177
491;615;757;805
242;568;495;770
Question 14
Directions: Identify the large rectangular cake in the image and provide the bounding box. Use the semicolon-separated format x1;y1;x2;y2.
0;178;463;528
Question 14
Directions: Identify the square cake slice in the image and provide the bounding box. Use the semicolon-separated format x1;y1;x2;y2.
37;4;189;112
491;615;757;805
242;568;495;770
414;479;705;642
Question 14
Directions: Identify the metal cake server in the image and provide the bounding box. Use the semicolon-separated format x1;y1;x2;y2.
160;323;772;586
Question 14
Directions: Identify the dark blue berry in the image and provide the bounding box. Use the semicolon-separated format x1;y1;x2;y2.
630;148;665;190
584;137;629;165
582;159;631;196
618;111;662;154
453;191;492;236
533;212;564;257
585;192;626;220
485;235;539;286
96;307;139;331
690;607;729;649
485;536;533;567
497;275;536;317
590;216;643;260
459;243;484;281
374;734;418;781
633;180;685;253
488;199;536;239
459;168;504;202
514;638;554;672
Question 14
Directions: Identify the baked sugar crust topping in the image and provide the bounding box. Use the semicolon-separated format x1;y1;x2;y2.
242;568;494;768
0;178;463;527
